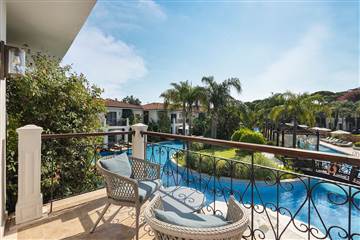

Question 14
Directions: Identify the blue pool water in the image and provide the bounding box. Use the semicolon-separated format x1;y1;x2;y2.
146;141;360;239
301;143;344;154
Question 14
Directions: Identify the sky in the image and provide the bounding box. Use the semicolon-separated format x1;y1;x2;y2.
63;0;359;103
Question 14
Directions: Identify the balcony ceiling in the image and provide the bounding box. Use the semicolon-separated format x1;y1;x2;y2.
6;0;96;58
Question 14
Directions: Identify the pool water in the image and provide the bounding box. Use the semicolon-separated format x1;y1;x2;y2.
147;141;360;239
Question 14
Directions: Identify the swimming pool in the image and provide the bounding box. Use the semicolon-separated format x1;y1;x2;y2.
146;141;360;239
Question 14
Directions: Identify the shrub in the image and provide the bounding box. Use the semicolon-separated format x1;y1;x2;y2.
190;142;205;151
231;128;252;141
354;142;360;147
267;141;275;146
239;131;266;144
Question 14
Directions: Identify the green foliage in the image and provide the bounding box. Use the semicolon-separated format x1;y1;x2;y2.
216;100;242;140
147;111;171;141
6;53;105;212
122;109;134;124
175;150;286;181
354;142;360;147
239;131;266;145
122;95;141;105
192;113;209;136
190;142;205;151
231;128;252;141
201;76;242;139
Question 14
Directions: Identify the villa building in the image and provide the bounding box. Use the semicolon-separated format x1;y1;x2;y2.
101;99;143;144
142;102;189;134
101;100;197;137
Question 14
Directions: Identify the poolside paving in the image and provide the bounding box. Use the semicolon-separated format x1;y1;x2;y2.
320;140;360;157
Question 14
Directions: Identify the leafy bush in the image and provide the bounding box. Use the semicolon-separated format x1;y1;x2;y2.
6;53;105;212
176;150;287;181
190;142;205;151
231;128;252;141
239;131;266;144
354;142;360;147
267;141;275;146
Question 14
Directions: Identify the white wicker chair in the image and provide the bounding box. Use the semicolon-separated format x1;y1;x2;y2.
90;155;161;240
144;195;249;240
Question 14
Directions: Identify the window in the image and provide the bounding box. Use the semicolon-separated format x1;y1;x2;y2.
144;111;149;124
106;112;117;126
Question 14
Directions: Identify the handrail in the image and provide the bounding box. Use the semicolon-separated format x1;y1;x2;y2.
143;131;360;167
42;131;132;140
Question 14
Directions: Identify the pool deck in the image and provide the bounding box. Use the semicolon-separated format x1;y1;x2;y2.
320;141;360;157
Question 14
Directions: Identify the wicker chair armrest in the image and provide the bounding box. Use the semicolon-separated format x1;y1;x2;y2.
144;194;249;239
130;157;161;180
144;195;164;218
96;161;139;203
226;195;245;222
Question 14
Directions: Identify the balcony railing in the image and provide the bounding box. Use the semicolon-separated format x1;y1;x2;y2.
41;131;131;212
107;118;128;127
17;128;360;239
142;131;360;240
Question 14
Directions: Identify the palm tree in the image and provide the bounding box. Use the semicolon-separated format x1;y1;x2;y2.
160;81;203;135
269;92;323;148
331;101;354;130
201;76;242;139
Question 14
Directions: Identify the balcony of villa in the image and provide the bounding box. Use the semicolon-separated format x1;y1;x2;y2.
3;124;360;240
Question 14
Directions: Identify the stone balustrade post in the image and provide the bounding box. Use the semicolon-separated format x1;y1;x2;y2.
15;125;43;224
131;123;148;160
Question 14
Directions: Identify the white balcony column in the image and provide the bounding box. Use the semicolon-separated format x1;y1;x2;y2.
123;126;129;143
131;123;148;160
126;118;129;126
15;125;43;224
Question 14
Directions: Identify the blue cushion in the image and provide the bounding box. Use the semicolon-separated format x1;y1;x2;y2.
99;153;132;177
154;209;229;228
138;179;161;202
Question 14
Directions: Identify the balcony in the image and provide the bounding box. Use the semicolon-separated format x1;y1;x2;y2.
107;118;129;127
3;125;360;240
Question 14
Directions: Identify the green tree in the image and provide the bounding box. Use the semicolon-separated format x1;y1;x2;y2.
160;81;203;135
6;53;105;211
122;95;141;105
269;92;324;147
201;76;242;139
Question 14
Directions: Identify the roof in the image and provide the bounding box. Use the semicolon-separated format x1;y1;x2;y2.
142;103;166;110
6;0;96;58
104;99;143;110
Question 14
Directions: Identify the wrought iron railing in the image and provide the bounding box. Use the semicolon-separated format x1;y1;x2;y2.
41;131;131;212
143;131;360;240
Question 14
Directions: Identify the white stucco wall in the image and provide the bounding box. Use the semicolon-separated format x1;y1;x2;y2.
0;0;6;236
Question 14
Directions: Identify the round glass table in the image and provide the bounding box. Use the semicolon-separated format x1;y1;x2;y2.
157;186;206;213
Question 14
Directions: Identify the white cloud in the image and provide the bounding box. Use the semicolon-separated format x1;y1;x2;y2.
63;27;147;97
91;0;167;32
138;0;167;20
242;24;358;101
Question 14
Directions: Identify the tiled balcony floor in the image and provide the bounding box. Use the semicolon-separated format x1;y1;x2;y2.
4;188;319;240
5;189;153;240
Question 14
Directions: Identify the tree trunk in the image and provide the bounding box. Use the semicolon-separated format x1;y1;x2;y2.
333;112;339;130
211;112;218;139
188;108;192;136
182;104;186;136
293;117;297;148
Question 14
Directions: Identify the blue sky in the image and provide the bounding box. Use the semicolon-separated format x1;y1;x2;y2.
63;0;359;103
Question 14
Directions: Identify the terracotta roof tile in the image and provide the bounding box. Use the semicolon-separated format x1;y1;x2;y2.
104;99;143;109
142;103;165;110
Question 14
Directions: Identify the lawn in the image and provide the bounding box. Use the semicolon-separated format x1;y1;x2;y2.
174;147;296;180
